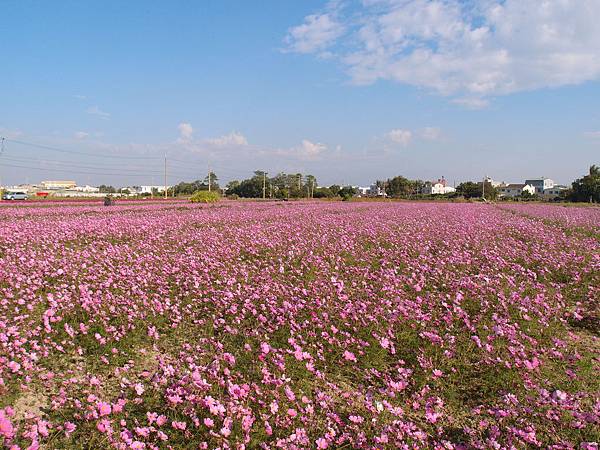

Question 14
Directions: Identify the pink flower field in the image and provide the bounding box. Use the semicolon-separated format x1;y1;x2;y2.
0;200;598;449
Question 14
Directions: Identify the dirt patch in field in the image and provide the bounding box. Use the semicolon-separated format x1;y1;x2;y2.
13;389;49;421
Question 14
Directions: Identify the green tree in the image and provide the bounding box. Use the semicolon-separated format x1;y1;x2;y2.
225;180;240;193
385;175;412;197
569;165;600;202
98;185;116;193
229;177;263;198
338;186;357;201
313;187;335;198
456;181;497;200
204;172;219;190
305;174;317;198
456;181;480;199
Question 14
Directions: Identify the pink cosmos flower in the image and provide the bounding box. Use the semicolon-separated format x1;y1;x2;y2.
97;402;112;417
133;383;145;396
260;342;270;354
171;421;186;430
343;350;357;362
156;415;167;426
316;437;329;449
64;422;76;436
0;416;14;439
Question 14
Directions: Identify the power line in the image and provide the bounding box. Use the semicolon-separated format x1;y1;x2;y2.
0;154;209;180
3;137;163;160
0;161;167;178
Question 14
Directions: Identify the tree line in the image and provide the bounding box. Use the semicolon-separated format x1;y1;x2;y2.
225;171;356;200
102;164;599;203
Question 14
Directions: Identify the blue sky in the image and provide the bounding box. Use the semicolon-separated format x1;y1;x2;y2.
1;0;599;187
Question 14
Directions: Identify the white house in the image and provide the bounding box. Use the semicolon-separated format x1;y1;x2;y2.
525;177;554;194
40;180;76;190
367;184;385;197
497;183;536;198
421;177;455;195
542;185;568;200
484;176;502;188
355;184;386;197
140;185;171;194
73;185;100;193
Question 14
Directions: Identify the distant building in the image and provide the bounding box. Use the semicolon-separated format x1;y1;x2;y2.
123;186;142;195
497;183;536;198
41;180;76;190
73;185;100;193
7;184;37;193
542;185;568;200
525;177;554;194
367;184;385;197
355;186;369;196
421;177;455;195
355;184;386;197
484;176;502;188
140;185;171;194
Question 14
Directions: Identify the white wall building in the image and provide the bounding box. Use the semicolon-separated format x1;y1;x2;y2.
484;176;502;188
367;184;385;197
542;185;568;200
140;185;171;194
422;177;455;195
73;185;100;193
41;180;77;190
525;178;554;194
497;183;536;198
355;184;386;197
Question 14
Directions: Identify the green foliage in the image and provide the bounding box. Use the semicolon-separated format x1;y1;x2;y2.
568;165;600;202
98;184;116;193
173;179;215;196
520;190;536;200
225;171;320;199
385;175;413;197
456;181;497;200
313;187;337;198
190;190;220;203
228;177;263;198
338;186;357;201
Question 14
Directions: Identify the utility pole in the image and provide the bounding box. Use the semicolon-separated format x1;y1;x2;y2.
0;137;4;192
482;175;485;200
164;154;168;199
262;172;267;199
208;166;211;192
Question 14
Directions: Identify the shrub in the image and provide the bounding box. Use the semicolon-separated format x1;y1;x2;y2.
190;190;220;203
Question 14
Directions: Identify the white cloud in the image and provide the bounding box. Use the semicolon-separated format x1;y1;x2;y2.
86;106;110;119
177;123;194;142
74;94;87;100
296;139;327;160
583;131;600;139
206;132;248;147
74;131;89;140
420;127;442;141
286;0;600;106
284;13;345;54
275;139;328;160
386;129;412;146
